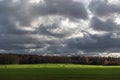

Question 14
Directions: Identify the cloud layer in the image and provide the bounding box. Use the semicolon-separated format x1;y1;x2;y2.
0;0;120;56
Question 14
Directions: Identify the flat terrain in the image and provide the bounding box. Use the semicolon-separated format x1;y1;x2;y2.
0;64;120;80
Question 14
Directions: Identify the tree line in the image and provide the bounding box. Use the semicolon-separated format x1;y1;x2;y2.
0;54;120;65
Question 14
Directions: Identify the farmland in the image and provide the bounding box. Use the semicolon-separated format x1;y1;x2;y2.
0;64;120;80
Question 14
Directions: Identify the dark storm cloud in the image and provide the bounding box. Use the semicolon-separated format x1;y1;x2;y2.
1;0;120;56
31;0;88;19
0;0;88;34
35;23;78;38
0;0;34;26
0;0;34;35
91;17;120;31
66;33;120;52
0;17;30;34
35;24;65;38
89;0;120;17
0;34;38;50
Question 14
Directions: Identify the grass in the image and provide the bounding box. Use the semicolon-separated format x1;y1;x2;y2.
0;64;120;80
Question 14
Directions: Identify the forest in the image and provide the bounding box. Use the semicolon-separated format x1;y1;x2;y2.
0;54;120;65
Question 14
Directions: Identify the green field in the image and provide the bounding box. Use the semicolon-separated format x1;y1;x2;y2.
0;64;120;80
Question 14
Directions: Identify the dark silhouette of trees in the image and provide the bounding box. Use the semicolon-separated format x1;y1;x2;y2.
0;54;19;64
0;54;120;65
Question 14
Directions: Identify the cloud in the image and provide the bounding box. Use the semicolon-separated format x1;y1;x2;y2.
66;33;120;52
1;0;120;57
0;0;88;34
35;24;70;38
89;0;120;17
91;17;120;32
31;0;88;19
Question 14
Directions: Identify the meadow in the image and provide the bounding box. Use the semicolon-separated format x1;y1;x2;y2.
0;64;120;80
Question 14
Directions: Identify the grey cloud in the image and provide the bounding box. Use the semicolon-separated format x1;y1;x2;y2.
0;34;37;50
1;0;120;56
91;17;120;31
66;33;120;52
35;24;66;38
89;0;120;17
31;0;88;19
35;23;78;38
0;0;34;26
0;0;88;34
1;32;120;55
0;17;30;34
0;0;34;36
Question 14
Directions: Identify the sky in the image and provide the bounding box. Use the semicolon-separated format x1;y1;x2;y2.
0;0;120;57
